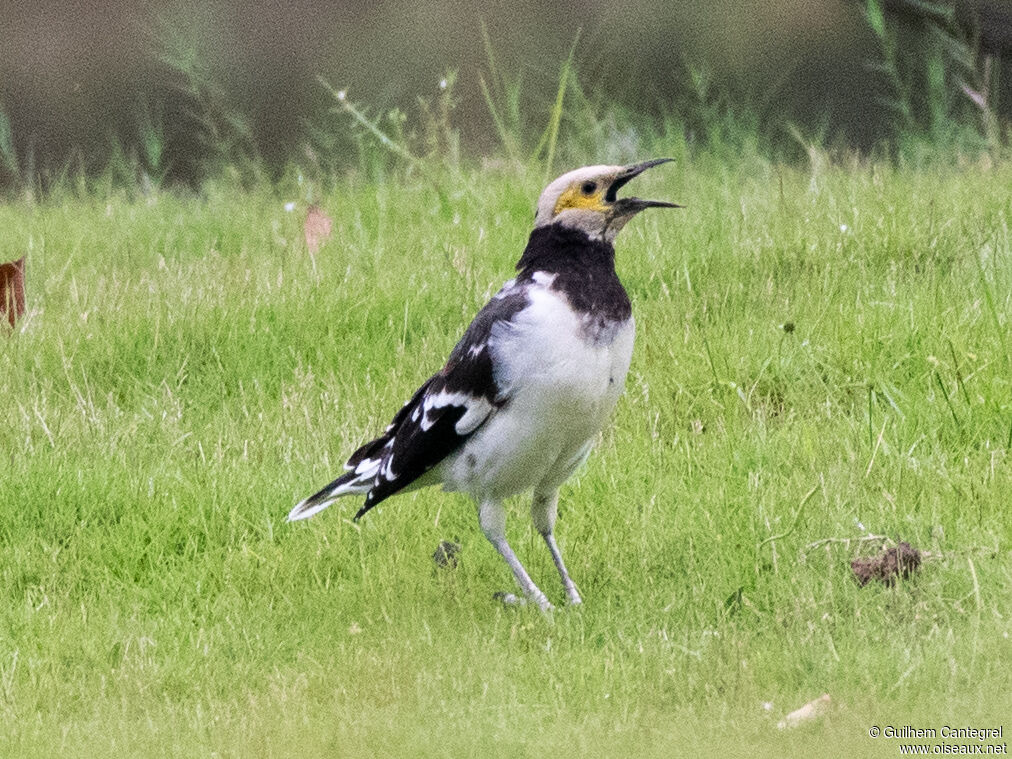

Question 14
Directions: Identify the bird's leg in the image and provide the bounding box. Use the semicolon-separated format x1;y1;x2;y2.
478;500;553;611
531;490;582;605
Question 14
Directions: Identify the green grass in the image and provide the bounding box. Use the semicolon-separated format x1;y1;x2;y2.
2;154;1011;757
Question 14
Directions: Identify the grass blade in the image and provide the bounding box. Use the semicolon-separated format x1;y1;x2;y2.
533;29;581;182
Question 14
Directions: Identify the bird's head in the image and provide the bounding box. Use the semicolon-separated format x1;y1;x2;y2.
533;158;680;242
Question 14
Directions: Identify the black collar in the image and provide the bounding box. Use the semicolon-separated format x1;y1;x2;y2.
515;224;631;323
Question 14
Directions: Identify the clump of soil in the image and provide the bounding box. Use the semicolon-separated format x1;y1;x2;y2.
432;540;461;569
851;541;922;587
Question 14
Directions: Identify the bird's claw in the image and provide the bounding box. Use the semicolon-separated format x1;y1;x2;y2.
493;591;554;613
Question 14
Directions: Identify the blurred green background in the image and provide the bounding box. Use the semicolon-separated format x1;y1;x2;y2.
1;0;1010;184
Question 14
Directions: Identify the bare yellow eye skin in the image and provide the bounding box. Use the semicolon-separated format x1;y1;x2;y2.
553;182;608;216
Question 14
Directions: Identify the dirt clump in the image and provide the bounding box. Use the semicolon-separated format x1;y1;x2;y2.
432;540;461;569
851;541;922;586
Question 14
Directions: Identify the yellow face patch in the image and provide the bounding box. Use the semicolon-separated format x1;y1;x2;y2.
553;183;609;217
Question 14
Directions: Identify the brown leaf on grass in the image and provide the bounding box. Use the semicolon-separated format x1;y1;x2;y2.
304;205;333;254
0;256;26;329
851;541;922;587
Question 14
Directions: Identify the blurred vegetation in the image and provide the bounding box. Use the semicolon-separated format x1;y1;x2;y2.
0;0;1009;198
866;0;1007;157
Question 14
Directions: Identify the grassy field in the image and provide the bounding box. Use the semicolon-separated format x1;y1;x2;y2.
2;151;1011;757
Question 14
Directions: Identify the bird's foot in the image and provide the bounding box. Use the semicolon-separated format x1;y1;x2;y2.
493;591;524;607
564;584;583;606
493;591;554;613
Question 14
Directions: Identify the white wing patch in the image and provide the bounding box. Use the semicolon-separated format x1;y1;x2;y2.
381;455;397;479
531;270;558;287
421;389;494;435
454;398;494;435
353;457;381;476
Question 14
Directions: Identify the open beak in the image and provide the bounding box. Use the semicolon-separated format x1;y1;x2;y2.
606;158;682;213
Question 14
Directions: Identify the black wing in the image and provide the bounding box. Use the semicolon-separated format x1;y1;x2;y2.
348;283;530;519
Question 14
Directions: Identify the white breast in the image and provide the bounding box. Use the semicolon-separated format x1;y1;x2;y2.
493;287;634;414
443;285;635;500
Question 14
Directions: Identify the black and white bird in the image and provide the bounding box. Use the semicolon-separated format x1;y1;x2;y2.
289;159;678;610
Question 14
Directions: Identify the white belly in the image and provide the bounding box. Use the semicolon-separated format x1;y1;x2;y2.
443;287;635;500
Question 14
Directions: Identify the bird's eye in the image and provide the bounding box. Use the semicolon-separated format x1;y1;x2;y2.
581;181;597;195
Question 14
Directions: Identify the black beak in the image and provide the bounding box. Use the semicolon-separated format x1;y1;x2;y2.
606;158;682;212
